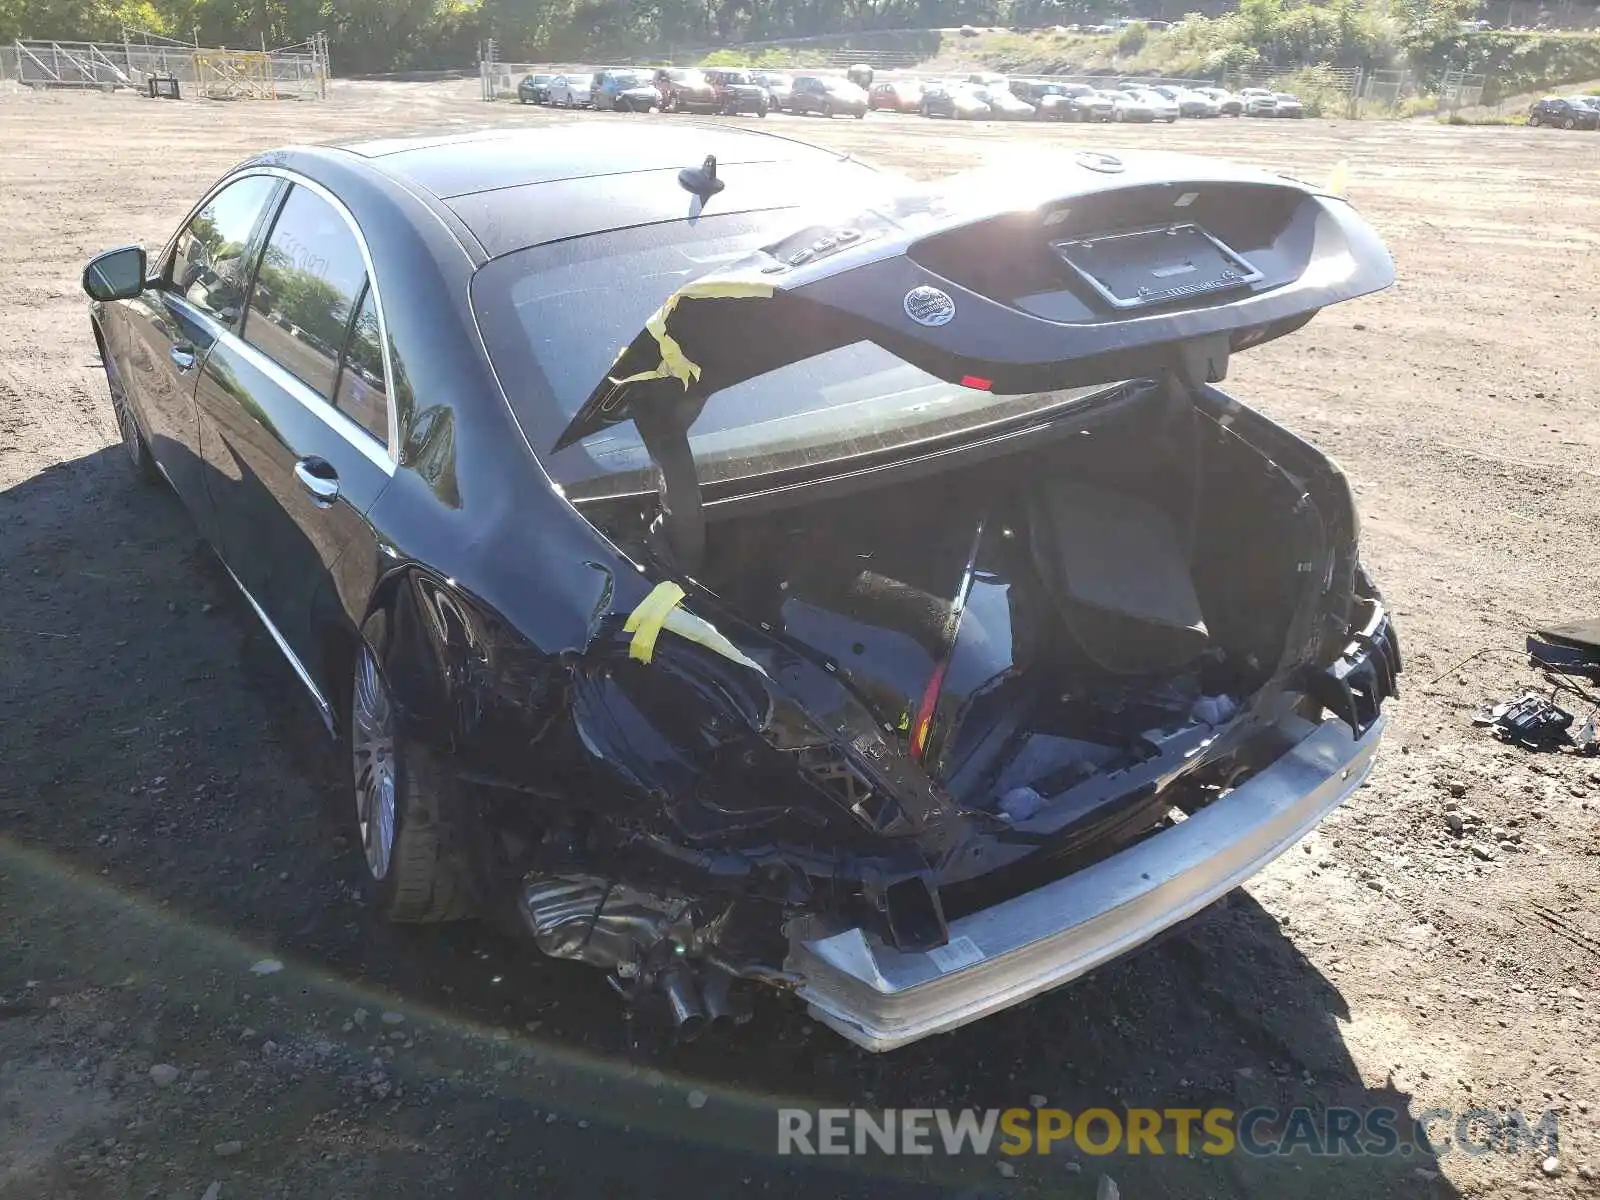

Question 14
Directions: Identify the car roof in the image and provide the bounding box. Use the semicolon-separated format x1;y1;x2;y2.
332;123;861;259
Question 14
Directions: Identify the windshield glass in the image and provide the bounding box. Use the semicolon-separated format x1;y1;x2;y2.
613;72;642;87
472;213;1114;500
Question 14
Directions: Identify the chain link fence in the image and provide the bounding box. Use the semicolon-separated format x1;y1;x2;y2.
1354;68;1499;119
1224;64;1364;118
1;29;328;97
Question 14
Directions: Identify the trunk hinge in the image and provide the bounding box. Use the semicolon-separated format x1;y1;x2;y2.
633;392;706;575
1163;334;1230;566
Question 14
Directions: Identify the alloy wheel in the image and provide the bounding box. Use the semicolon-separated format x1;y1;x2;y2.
105;359;143;467
351;645;398;881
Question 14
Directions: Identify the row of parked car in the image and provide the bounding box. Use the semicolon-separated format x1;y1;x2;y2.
515;66;1306;124
518;67;869;117
883;75;1303;121
1527;94;1600;129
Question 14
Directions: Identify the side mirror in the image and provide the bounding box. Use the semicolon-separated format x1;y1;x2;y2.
83;245;148;302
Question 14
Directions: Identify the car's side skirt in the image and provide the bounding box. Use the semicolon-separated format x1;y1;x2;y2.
218;558;336;736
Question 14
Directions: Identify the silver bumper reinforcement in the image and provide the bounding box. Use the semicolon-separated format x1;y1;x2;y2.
787;712;1385;1052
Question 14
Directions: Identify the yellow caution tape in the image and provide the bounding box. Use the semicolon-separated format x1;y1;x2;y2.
624;581;686;664
1326;159;1348;198
658;607;766;674
623;580;766;674
608;279;776;392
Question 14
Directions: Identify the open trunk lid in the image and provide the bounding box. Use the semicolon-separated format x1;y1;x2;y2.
553;151;1394;453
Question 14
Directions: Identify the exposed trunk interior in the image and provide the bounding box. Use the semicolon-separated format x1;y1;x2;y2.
692;383;1329;832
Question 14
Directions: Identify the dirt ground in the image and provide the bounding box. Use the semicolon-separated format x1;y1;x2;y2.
2;79;1599;1200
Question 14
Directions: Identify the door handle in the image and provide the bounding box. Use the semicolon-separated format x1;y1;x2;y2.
170;344;197;372
293;457;340;505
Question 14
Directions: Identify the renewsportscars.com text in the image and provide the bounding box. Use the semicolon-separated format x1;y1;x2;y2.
777;1107;1561;1159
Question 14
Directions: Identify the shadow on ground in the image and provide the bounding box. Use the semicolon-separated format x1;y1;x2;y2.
0;446;1458;1199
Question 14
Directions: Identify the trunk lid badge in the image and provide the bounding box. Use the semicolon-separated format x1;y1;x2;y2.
903;286;956;327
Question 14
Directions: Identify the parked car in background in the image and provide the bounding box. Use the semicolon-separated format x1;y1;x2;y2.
591;69;659;112
1121;87;1178;122
1107;89;1159;122
653;67;718;113
517;73;554;104
1272;92;1305;118
1152;84;1218;117
869;80;925;112
972;83;1034;118
1013;80;1111;121
788;75;869;118
920;82;991;119
81;122;1399;1054
1528;95;1600;128
1239;88;1279;117
547;73;593;108
966;71;1008;89
750;70;794;111
1194;85;1243;116
701;68;772;116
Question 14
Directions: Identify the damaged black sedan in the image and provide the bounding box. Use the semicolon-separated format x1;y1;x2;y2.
83;124;1400;1051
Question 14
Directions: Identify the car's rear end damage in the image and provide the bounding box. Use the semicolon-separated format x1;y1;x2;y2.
476;151;1401;1049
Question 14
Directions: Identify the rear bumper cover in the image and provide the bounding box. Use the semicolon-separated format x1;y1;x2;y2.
786;711;1384;1052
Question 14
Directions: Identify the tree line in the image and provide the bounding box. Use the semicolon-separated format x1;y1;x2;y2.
0;0;1548;81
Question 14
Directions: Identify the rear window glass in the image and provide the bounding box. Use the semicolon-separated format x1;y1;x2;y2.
471;212;1112;501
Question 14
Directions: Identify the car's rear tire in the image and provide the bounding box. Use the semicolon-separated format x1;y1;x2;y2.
350;643;477;924
1561;116;1575;129
821;99;833;118
854;108;864;118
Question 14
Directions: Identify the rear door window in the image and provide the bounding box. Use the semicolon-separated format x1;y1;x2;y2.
169;174;281;327
242;184;370;403
332;285;388;445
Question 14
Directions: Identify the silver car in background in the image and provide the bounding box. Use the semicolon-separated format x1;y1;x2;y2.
1240;88;1279;117
547;72;594;107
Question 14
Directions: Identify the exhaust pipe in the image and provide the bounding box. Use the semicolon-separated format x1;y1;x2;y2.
700;962;739;1028
659;966;707;1039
